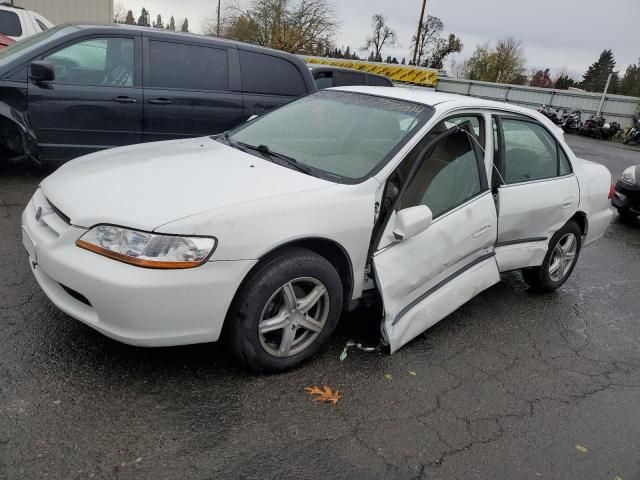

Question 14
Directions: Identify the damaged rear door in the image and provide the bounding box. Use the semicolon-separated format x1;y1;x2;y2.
372;122;500;352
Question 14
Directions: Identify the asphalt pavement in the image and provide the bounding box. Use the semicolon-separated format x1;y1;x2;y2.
1;134;639;479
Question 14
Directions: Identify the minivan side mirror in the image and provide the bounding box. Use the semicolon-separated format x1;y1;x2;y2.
393;205;433;241
30;61;55;83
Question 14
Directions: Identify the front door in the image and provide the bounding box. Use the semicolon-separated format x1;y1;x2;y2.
28;35;143;162
373;123;500;352
492;115;580;270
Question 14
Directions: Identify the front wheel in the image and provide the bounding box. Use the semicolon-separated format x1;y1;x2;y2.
521;221;582;292
224;248;343;372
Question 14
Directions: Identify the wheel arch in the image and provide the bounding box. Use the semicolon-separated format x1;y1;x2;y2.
570;211;588;237
231;237;355;312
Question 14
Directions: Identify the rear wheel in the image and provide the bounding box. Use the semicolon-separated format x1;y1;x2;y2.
224;248;343;372
521;220;582;292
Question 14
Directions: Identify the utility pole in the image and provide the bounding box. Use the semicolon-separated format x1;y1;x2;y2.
412;0;427;66
596;73;612;116
216;0;221;36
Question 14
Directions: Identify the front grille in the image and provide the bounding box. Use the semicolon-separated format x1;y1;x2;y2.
46;198;71;224
60;284;92;307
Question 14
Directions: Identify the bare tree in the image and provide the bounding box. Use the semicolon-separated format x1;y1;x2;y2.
113;2;127;23
219;0;338;54
463;37;526;84
427;34;462;69
411;15;443;66
362;14;396;62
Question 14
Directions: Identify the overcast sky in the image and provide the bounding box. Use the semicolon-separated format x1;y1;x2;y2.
121;0;639;78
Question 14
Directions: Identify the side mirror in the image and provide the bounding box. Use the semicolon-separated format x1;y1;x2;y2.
393;205;433;241
30;61;55;82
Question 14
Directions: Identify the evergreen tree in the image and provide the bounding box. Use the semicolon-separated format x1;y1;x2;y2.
137;7;151;27
391;57;399;64
384;55;392;63
181;18;189;32
166;16;176;31
367;51;375;62
619;61;640;97
581;49;619;92
555;74;576;90
153;14;164;29
124;10;136;25
401;57;406;65
344;46;351;58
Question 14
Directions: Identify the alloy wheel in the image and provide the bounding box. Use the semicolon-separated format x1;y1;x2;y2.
258;277;330;358
548;233;578;282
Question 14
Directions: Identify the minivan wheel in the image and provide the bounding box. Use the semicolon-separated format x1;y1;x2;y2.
224;248;343;372
521;220;582;293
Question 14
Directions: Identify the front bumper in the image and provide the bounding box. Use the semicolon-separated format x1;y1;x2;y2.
612;180;640;215
22;190;256;347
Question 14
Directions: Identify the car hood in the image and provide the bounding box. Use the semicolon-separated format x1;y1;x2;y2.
41;137;334;231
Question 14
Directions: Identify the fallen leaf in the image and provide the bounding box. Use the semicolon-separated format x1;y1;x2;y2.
305;386;341;404
384;373;392;380
575;444;588;453
408;371;417;376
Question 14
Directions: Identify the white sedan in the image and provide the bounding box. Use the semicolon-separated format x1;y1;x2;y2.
21;87;613;372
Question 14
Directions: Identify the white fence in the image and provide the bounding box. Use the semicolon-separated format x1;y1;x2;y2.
436;77;640;128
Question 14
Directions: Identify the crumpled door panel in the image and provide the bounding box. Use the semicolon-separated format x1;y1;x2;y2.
0;101;38;162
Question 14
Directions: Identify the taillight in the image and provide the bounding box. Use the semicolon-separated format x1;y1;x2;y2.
608;177;615;199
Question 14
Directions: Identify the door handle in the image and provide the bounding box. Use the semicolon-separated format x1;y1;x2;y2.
561;199;574;209
149;98;173;105
472;225;491;238
112;96;138;104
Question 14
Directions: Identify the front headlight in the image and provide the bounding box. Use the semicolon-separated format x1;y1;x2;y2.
76;225;216;269
621;166;637;185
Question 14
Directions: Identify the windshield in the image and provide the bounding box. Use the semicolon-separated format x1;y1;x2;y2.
0;25;67;68
225;90;433;181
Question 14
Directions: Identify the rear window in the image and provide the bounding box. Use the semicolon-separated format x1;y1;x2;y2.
0;10;22;37
148;41;229;91
240;50;306;96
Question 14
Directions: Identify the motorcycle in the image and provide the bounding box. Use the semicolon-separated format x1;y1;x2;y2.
537;105;562;125
623;112;640;145
579;115;621;140
561;110;582;133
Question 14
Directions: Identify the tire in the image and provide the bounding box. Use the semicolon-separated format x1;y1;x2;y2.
224;248;343;372
618;208;637;221
521;220;582;293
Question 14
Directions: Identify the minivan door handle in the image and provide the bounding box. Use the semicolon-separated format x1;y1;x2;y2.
149;98;173;105
112;96;138;104
472;224;491;238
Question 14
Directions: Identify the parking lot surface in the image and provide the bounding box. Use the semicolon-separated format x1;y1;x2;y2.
1;135;639;479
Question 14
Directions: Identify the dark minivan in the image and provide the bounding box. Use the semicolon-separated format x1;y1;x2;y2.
0;23;316;163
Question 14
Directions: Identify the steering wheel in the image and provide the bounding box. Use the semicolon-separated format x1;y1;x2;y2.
47;57;74;81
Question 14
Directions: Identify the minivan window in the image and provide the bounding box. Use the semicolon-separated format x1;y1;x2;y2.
148;41;228;91
45;37;135;87
226;90;433;181
335;70;366;86
368;74;392;87
240;50;306;96
0;10;22;37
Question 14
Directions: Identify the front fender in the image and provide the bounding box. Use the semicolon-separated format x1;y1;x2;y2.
0;101;38;162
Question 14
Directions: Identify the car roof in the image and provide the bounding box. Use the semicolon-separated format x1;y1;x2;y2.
332;85;542;117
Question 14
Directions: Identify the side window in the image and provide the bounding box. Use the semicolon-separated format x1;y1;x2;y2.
368;74;392;87
313;71;334;89
334;70;366;86
0;10;22;37
399;129;483;219
424;115;485;150
559;147;572;175
45;37;135;87
501;119;560;183
240;50;306;96
148;41;228;91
